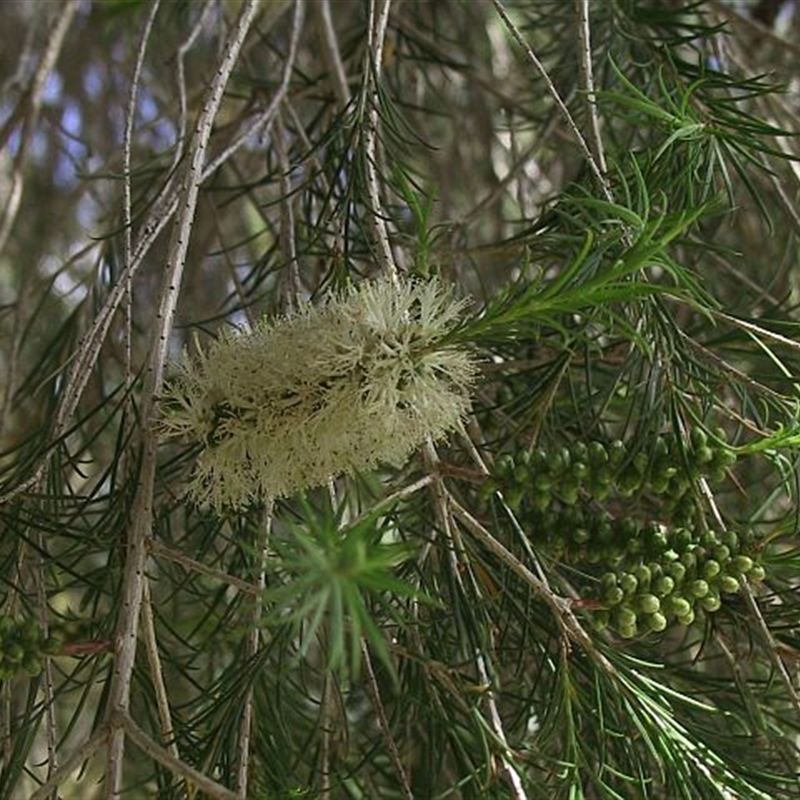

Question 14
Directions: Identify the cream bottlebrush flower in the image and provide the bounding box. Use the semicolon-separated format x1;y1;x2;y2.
159;276;476;508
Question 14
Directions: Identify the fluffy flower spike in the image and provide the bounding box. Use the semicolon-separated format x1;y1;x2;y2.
159;276;476;508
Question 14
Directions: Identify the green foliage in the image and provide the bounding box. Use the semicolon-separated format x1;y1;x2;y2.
261;496;422;681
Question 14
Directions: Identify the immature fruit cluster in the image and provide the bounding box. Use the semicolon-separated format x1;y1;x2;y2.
0;616;60;680
483;431;763;637
527;507;763;637
485;431;737;516
587;524;763;638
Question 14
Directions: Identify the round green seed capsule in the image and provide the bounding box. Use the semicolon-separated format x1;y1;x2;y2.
617;471;642;496
618;623;638;639
609;439;626;466
713;544;731;564
689;579;710;599
731;555;754;575
653;575;675;597
532;491;551;511
690;428;708;450
571;442;589;462
589;441;609;466
649;472;670;494
532;448;549;469
596;519;614;543
560;485;579;506
497;454;515;476
700;529;720;548
696;446;715;465
668;596;692;618
634;565;652;590
718;575;741;594
620;573;638;596
571;461;589;480
479;479;497;499
615;605;638;629
637;594;661;614
680;551;697;573
645;611;668;633
723;531;740;551
626;538;644;556
677;610;696;627
748;564;766;583
703;560;721;580
667;562;686;584
601;572;619;591
672;529;694;553
513;463;529;482
661;548;680;564
712;427;729;445
505;487;523;511
700;592;721;613
603;586;625;607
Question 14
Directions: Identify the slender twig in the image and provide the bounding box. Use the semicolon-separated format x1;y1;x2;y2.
714;311;800;356
422;439;529;798
361;639;414;800
707;0;800;56
118;713;240;800
491;0;612;201
29;725;110;800
0;5;79;772
448;496;616;674
123;0;160;389
361;0;398;282
235;500;273;797
201;0;303;180
148;539;261;596
140;579;180;761
457;420;551;585
0;0;79;257
474;650;528;800
0;0;79;435
275;112;302;308
319;674;335;797
171;0;217;176
104;3;262;794
33;538;58;794
741;582;800;718
573;0;607;176
316;0;351;108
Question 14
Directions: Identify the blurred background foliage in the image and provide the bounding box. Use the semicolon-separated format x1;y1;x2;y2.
2;0;800;798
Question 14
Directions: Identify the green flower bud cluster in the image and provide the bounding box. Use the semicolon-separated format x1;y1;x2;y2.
0;615;60;680
589;526;764;638
485;430;737;519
